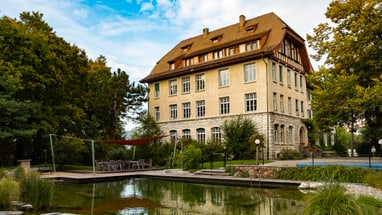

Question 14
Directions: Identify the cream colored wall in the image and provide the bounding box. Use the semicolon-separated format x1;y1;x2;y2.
147;57;309;159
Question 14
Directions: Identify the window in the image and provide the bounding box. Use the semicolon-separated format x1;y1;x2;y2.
219;69;229;87
287;69;291;87
273;93;277;111
197;128;205;144
300;75;303;90
169;79;177;95
182;76;190;93
279;65;283;83
199;54;208;63
219;97;230;115
246;41;258;51
170;130;177;143
185;58;194;66
211;127;222;143
182;129;191;139
213;50;223;59
182;102;191;118
280;94;284;113
154;106;160;121
154;83;160;98
245;93;257;112
228;47;235;56
169;104;177;120
307;89;312;101
274;124;279;144
308;109;313;119
196;100;205;117
170;63;175;70
288;97;292;114
294;72;298;88
288;126;293;144
272;62;277;82
295;99;299;116
195;74;205;91
244;63;256;82
301;101;304;117
280;125;285;143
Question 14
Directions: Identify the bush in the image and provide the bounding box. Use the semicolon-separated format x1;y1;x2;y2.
303;183;363;215
0;177;19;210
20;172;53;210
279;149;304;160
181;143;202;170
364;171;382;189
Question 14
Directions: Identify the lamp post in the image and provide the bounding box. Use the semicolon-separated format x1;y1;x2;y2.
370;146;376;168
255;139;260;165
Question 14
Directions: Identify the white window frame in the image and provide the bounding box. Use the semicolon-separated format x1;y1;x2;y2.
245;92;257;112
169;79;177;96
182;102;191;119
218;69;230;87
154;83;160;98
169;104;177;120
273;93;277;111
182;76;190;93
280;94;284;113
211;127;222;143
244;63;256;83
197;128;206;144
219;96;230;115
195;73;205;91
154;106;160;121
196;100;205;117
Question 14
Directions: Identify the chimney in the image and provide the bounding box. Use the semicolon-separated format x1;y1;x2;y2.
203;28;209;37
239;15;246;28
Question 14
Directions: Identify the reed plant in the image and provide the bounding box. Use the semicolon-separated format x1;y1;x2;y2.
303;183;363;215
364;171;382;189
275;165;371;183
19;172;53;210
0;177;19;210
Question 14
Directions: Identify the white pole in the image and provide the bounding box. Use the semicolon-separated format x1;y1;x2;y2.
49;134;56;172
91;140;95;175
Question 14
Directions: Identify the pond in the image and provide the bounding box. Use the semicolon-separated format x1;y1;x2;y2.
37;178;306;215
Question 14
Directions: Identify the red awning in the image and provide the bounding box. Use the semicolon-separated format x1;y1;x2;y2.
102;136;167;146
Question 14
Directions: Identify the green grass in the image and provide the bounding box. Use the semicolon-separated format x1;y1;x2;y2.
201;159;269;169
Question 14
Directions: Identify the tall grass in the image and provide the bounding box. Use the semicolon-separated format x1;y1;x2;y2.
19;172;54;210
303;183;382;215
0;177;19;210
303;183;363;215
364;171;382;189
274;165;371;183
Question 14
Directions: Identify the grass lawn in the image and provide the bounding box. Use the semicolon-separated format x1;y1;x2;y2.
201;159;269;169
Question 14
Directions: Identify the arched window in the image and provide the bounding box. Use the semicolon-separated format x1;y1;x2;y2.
182;129;191;139
211;127;222;143
196;128;206;144
170;130;177;143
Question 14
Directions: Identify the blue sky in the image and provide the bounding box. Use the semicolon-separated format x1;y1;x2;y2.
1;0;332;130
1;0;332;81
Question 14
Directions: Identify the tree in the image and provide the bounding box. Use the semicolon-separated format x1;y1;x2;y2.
221;116;257;159
0;12;148;165
307;0;382;153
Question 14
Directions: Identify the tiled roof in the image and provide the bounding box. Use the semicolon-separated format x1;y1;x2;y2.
141;12;312;83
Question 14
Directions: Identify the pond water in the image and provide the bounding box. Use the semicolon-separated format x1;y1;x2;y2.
39;178;306;215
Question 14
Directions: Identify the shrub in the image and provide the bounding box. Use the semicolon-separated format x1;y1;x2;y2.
20;172;53;210
303;183;363;215
0;177;19;210
364;171;382;189
279;149;304;160
13;166;26;182
181;143;202;170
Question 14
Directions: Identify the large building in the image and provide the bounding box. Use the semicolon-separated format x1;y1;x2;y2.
141;13;313;159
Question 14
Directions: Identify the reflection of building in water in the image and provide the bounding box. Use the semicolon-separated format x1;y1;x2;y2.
145;187;304;214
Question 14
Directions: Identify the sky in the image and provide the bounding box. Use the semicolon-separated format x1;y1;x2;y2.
1;0;332;130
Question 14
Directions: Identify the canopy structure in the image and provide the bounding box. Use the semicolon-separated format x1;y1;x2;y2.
49;134;167;175
102;136;167;146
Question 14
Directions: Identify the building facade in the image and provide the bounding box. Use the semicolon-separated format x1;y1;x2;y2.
141;13;313;159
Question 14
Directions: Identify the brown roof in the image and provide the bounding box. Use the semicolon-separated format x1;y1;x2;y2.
141;12;312;83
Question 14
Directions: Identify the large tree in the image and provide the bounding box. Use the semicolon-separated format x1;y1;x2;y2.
0;12;147;165
307;0;382;153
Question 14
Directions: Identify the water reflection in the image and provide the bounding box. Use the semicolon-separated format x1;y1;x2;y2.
51;178;305;215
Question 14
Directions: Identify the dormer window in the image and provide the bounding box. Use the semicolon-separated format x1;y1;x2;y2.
181;44;192;52
211;35;223;44
170;63;175;70
245;25;257;33
185;58;194;66
246;40;259;51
